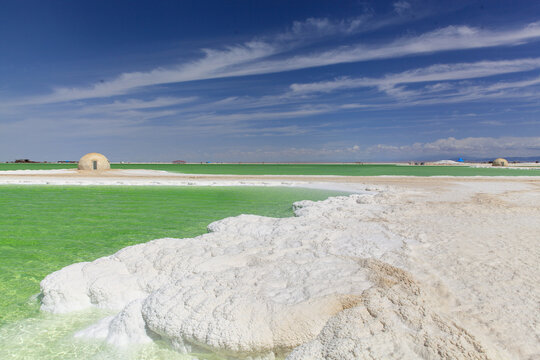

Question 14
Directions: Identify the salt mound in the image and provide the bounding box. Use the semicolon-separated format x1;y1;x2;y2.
40;191;499;359
40;193;404;357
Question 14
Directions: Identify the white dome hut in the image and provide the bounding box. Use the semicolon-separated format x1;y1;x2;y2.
78;153;110;171
492;158;509;167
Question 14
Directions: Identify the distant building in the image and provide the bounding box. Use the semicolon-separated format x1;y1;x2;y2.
78;153;110;171
172;160;186;164
492;158;509;167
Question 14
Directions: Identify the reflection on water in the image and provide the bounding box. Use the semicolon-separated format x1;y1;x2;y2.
0;304;217;359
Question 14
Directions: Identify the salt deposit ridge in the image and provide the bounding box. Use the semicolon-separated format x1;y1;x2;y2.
0;169;361;192
39;179;540;359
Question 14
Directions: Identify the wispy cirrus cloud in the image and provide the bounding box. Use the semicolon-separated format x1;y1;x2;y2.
85;96;197;111
290;57;540;94
181;106;332;125
379;74;540;106
23;42;276;105
68;97;197;119
276;9;419;40
7;21;540;106
288;57;540;107
277;16;372;41
236;22;540;77
393;1;412;16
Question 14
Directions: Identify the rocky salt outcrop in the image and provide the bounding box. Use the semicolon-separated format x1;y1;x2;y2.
40;189;505;359
40;192;404;357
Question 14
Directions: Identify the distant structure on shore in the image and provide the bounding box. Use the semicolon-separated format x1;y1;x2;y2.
492;158;509;167
14;159;39;163
78;153;110;171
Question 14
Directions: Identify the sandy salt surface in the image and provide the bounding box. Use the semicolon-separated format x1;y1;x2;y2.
32;172;540;359
289;180;540;360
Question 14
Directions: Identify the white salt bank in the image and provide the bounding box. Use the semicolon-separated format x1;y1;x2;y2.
40;180;540;359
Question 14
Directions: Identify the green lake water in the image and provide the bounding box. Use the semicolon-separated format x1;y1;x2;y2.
0;185;345;359
1;162;539;176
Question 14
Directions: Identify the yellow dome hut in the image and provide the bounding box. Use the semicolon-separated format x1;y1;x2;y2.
492;158;509;167
78;153;110;171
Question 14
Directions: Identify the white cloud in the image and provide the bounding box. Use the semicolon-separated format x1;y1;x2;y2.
55;97;199;119
479;120;504;126
7;22;540;105
183;107;332;124
393;1;411;16
247;22;540;77
18;42;276;105
284;16;371;39
290;57;540;94
276;12;420;42
398;75;540;106
288;57;540;108
86;97;197;111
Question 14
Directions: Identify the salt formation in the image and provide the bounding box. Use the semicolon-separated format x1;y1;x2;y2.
40;190;508;359
40;193;402;357
288;259;497;360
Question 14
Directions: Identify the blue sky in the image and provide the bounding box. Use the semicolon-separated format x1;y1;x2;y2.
1;0;540;162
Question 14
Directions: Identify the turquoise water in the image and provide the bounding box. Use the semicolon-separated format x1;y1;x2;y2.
0;185;345;359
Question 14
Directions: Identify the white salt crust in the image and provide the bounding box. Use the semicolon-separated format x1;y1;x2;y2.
39;182;540;359
41;193;404;358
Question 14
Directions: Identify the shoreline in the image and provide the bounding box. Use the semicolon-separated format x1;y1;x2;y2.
0;169;539;193
3;170;540;359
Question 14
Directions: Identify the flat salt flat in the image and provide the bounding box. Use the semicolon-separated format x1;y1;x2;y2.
2;170;539;359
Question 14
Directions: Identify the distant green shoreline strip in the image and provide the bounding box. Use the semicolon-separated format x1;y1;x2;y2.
0;163;539;176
